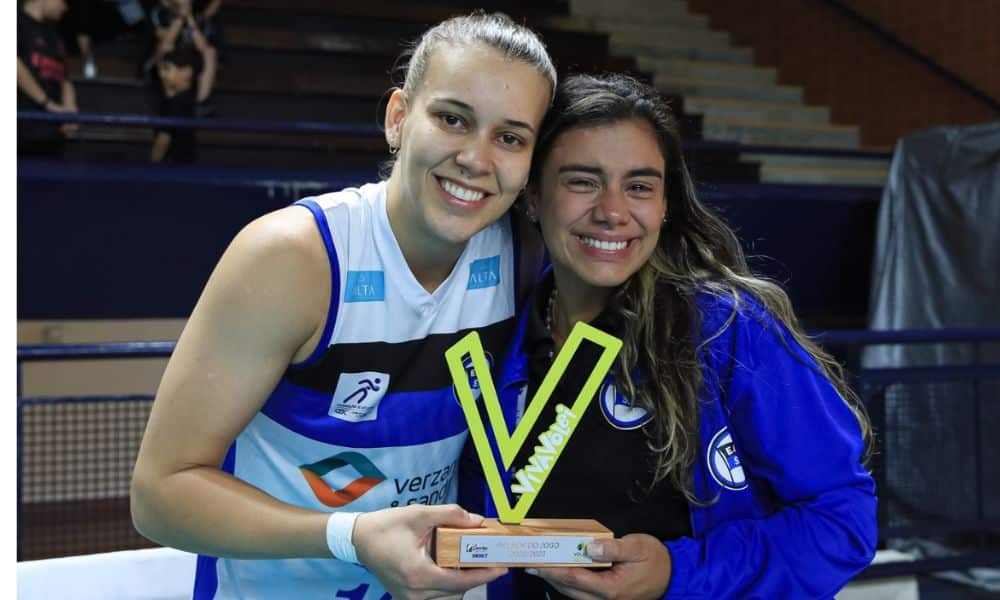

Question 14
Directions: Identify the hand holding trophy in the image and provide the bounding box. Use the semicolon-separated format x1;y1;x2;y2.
436;322;622;568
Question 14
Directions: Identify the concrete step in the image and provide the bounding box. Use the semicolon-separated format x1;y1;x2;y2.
532;14;596;33
599;24;730;49
684;97;830;125
684;150;761;182
639;57;778;86
757;165;887;186
569;0;692;21
73;77;382;123
655;77;804;103
702;117;861;148
586;10;710;29
612;38;754;64
740;153;890;171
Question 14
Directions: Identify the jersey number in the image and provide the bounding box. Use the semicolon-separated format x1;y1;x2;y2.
335;583;391;600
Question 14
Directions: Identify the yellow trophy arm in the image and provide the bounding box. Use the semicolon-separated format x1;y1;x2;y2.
445;322;622;524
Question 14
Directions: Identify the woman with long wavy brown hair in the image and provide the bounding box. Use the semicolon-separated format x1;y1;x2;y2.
489;73;876;599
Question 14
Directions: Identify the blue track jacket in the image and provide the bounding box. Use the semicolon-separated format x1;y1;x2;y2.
478;290;877;599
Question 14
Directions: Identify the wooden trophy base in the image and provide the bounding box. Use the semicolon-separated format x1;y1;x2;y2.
434;518;613;568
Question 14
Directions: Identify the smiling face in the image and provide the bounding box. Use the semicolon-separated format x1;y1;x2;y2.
529;119;668;299
383;43;551;263
158;60;194;95
41;0;67;20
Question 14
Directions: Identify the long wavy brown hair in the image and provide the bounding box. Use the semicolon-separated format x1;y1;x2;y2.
528;74;872;503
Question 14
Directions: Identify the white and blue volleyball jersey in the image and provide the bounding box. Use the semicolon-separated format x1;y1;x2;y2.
193;181;520;599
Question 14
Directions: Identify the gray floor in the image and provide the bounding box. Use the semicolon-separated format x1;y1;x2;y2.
919;575;1000;599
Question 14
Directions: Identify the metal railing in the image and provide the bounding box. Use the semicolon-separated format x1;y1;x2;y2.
17;110;895;161
16;111;381;137
16;329;1000;574
16;342;175;561
816;328;1000;578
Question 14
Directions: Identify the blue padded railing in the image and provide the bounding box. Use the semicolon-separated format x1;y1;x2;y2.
18;342;177;361
814;327;1000;345
16;110;381;136
17;110;894;160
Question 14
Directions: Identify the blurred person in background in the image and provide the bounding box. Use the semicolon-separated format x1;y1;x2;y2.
151;0;222;49
18;0;78;157
150;45;214;163
147;0;219;115
66;0;147;79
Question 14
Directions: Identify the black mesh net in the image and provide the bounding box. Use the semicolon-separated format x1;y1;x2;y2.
18;396;158;560
871;378;1000;539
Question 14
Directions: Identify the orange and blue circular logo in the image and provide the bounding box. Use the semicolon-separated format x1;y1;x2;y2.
299;451;386;507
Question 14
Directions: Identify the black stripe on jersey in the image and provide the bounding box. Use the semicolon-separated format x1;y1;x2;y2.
284;318;516;393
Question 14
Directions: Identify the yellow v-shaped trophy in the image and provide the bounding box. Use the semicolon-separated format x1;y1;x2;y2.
435;322;622;568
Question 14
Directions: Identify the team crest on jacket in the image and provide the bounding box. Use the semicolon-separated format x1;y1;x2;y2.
452;351;493;403
599;380;652;430
707;427;748;490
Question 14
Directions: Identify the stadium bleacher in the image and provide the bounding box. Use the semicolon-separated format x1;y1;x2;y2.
22;0;890;327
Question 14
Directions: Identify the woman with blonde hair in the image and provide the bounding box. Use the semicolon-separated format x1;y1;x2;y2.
132;13;556;600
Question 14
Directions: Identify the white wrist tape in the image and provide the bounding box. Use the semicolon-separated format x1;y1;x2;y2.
326;512;361;564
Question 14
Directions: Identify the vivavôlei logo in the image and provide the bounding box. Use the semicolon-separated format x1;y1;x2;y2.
299;451;386;507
